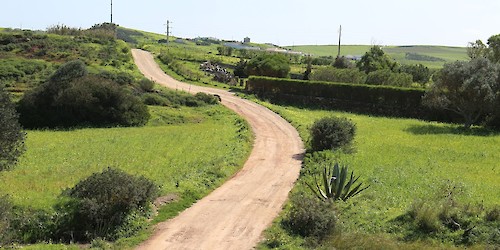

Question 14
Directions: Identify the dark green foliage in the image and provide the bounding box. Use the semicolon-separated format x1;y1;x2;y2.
357;46;398;74
307;163;369;202
332;56;353;69
234;58;248;78
487;34;500;63
283;194;337;240
142;89;219;107
17;60;149;128
0;196;13;244
194;92;219;105
245;76;460;123
63;167;159;241
485;206;500;222
245;53;291;78
399;64;431;84
48;60;88;88
309;116;356;152
310;56;334;66
139;78;155;92
97;70;134;85
0;86;25;171
216;46;233;56
366;69;413;87
310;67;366;84
423;58;500;128
405;53;445;62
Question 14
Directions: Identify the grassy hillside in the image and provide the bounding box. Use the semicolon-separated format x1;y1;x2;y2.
0;105;252;210
286;45;468;68
256;101;500;249
0;26;253;247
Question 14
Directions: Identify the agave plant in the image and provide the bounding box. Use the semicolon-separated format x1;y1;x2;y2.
307;163;369;202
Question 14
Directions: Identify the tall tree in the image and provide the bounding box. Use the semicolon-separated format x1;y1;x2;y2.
245;53;290;78
487;34;500;63
0;86;25;171
467;40;488;59
423;58;500;128
356;46;397;74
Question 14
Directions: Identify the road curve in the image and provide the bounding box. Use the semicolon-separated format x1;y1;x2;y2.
132;49;304;250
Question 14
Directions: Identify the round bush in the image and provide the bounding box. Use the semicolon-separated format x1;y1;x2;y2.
284;194;337;239
310;116;356;152
64;167;159;241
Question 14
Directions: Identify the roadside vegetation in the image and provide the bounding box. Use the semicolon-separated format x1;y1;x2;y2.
2;22;498;249
255;101;500;249
0;24;252;248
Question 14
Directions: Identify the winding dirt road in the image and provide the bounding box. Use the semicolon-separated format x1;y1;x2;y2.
132;49;304;250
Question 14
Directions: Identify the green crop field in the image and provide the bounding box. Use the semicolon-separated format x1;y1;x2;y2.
0;105;252;211
256;101;500;249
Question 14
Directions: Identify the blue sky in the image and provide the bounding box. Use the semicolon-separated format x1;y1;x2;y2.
1;0;499;46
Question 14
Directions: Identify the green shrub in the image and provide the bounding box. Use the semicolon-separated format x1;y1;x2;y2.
195;92;219;105
0;86;25;171
17;61;150;128
283;194;337;240
139;78;155;92
0;195;13;244
485;206;500;222
310;116;356;152
142;93;171;106
306;163;370;202
245;76;433;120
310;67;366;84
366;69;413;87
408;199;443;233
63;167;159;241
8;207;59;244
245;53;291;78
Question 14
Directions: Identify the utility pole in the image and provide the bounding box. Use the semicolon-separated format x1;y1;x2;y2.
337;25;342;58
110;0;113;24
164;20;172;44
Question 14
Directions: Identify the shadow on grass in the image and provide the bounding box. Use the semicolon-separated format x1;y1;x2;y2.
405;124;500;137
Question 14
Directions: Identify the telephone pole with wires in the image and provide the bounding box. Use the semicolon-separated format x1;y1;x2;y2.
337;25;342;58
110;0;113;23
164;20;172;44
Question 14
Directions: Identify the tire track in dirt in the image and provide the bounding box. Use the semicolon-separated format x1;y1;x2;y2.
132;49;304;250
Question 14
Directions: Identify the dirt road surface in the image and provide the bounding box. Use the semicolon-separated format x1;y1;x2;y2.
132;49;304;250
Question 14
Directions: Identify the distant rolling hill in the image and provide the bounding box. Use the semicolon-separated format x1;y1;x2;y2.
285;45;468;68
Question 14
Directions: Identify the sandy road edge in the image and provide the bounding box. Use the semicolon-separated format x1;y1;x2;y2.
132;49;304;250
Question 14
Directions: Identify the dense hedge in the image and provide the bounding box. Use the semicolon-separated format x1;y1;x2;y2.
246;76;458;122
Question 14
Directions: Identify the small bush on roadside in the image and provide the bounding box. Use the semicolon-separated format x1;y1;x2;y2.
195;92;219;105
142;93;171;106
310;116;356;152
139;78;155;92
283;194;337;240
62;167;159;241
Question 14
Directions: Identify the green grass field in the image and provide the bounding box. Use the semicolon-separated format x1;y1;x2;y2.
256;101;499;248
286;45;468;68
0;105;252;211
